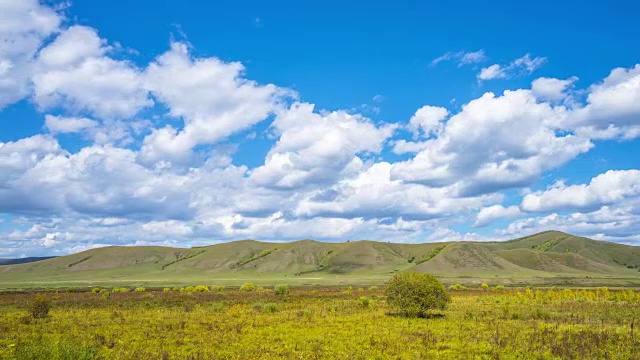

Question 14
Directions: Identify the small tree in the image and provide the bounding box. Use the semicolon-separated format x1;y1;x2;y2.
28;295;51;319
481;283;489;291
240;283;255;292
386;272;451;318
274;284;289;295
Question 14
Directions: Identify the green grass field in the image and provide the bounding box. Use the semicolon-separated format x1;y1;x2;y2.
1;286;639;359
2;231;640;290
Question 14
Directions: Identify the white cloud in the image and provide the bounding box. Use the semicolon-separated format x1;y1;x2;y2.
33;26;152;118
140;42;289;165
478;64;505;80
431;50;487;67
567;65;640;140
391;90;593;195
531;76;578;101
250;102;396;189
408;105;449;138
499;203;640;245
295;162;499;220
521;170;640;212
45;114;97;134
0;0;62;108
479;54;547;81
391;140;429;154
474;205;522;227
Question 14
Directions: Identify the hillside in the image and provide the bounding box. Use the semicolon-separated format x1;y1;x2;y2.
1;231;639;289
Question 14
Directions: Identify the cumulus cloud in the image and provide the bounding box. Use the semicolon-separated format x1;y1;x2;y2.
531;76;578;101
250;102;396;189
521;170;640;212
45;114;98;134
140;42;289;165
567;65;640;140
33;25;152;118
474;205;522;227
391;89;593;195
408;105;449;138
0;0;62;108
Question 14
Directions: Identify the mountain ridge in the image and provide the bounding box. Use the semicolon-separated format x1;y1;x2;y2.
1;231;639;289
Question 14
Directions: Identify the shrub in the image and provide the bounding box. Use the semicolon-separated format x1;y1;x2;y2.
369;286;378;291
386;272;451;317
493;285;505;292
481;283;489;290
256;286;265;292
173;287;181;292
91;288;101;293
185;286;195;292
449;284;466;291
163;288;172;292
211;285;226;292
99;289;109;294
262;303;279;313
194;285;209;292
102;292;110;300
240;283;255;292
112;288;130;293
357;296;375;309
28;295;51;319
274;284;289;296
134;287;146;292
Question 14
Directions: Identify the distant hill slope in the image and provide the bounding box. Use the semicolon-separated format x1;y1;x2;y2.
1;231;639;288
0;257;57;266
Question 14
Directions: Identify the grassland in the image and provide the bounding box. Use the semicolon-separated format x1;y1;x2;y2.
1;286;639;359
1;231;640;290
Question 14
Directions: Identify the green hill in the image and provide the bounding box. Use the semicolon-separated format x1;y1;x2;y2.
1;231;639;289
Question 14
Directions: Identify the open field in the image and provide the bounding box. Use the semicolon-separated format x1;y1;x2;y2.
1;286;639;359
2;231;640;290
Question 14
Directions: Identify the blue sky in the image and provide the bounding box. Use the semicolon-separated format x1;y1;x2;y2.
1;0;640;257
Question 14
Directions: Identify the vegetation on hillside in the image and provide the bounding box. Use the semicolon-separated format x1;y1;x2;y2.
161;250;207;270
414;245;447;264
532;237;567;252
236;249;276;267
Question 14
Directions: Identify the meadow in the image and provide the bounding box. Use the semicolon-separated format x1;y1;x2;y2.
1;285;639;359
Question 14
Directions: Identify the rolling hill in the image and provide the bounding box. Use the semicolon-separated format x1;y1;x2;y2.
1;231;639;289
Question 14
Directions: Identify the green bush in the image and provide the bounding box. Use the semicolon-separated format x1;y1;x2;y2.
99;289;109;294
369;286;378;291
481;283;489;290
357;296;375;309
112;288;130;293
163;288;171;292
240;283;255;292
134;287;146;292
194;285;209;292
91;288;101;293
274;284;289;296
386;272;451;318
262;303;279;313
449;284;466;291
493;285;505;292
27;295;51;319
211;285;226;292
